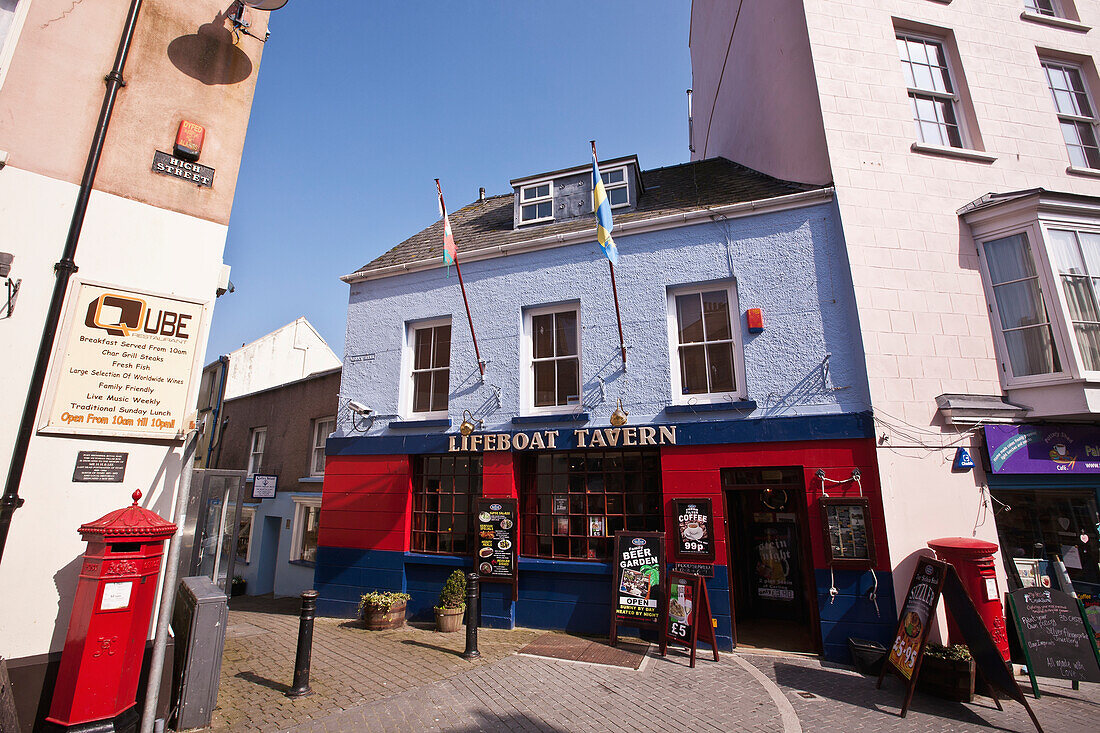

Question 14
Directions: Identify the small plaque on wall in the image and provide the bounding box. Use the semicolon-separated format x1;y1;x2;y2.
73;451;128;483
820;496;875;569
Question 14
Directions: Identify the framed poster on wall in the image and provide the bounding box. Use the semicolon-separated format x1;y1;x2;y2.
820;497;875;569
672;498;715;561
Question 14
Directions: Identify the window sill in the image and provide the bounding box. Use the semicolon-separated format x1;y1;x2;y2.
1067;165;1100;179
288;560;316;568
911;142;997;164
298;476;324;483
1020;11;1091;33
519;557;612;575
389;418;452;429
512;412;590;424
665;400;757;414
405;552;469;566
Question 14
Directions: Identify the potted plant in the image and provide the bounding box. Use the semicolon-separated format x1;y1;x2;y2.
435;570;466;632
231;575;247;597
917;643;975;702
358;590;411;630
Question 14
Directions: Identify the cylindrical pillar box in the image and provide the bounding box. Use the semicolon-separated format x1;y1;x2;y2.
928;537;1010;662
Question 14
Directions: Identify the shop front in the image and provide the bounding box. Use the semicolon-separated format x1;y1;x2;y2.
984;424;1100;637
315;413;895;661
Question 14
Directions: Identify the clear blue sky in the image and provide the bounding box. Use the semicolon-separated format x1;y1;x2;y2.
208;1;692;359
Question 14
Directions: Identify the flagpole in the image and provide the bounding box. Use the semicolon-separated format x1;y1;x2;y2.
436;179;485;379
591;141;627;371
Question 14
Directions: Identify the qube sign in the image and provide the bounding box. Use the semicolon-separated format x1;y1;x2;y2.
41;282;205;439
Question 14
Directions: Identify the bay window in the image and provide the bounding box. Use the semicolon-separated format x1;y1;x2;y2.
1048;229;1100;370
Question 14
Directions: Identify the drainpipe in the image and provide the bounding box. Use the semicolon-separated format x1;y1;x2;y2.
0;0;145;565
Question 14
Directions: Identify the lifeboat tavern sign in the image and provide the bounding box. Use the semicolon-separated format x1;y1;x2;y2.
448;426;677;453
41;282;205;440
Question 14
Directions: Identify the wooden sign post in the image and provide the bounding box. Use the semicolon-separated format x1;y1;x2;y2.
1007;587;1100;698
610;531;666;656
664;571;719;668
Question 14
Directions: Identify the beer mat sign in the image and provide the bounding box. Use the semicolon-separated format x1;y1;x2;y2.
673;498;714;560
664;571;719;668
1008;587;1100;695
42;282;204;439
474;498;517;583
885;556;944;681
72;451;128;483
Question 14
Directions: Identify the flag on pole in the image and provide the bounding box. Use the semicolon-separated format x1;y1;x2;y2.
436;179;458;274
591;148;619;265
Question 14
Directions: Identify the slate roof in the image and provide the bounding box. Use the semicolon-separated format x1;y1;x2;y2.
346;157;827;280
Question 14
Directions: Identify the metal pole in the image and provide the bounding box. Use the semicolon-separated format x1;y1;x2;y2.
286;590;319;698
0;0;144;566
139;427;199;733
436;179;485;379
462;572;480;660
608;260;627;370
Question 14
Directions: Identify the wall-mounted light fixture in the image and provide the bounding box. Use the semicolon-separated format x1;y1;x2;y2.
0;252;18;319
460;409;482;436
609;399;629;427
228;0;290;44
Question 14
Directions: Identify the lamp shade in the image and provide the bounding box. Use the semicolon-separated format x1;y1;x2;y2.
241;0;289;10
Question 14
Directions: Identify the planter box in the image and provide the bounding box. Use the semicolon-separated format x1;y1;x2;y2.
361;600;407;630
917;655;975;703
435;606;464;633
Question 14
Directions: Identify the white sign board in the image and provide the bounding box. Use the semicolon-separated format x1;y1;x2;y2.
100;581;133;611
41;282;205;439
252;474;278;499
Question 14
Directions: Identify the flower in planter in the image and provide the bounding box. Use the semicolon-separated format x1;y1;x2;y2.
435;570;466;612
358;590;411;617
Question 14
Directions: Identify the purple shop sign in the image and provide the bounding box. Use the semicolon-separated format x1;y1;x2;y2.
984;425;1100;474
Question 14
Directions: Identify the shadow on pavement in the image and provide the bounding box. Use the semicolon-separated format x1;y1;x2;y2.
235;670;291;694
772;661;1018;731
450;710;573;733
230;593;303;616
400;638;465;656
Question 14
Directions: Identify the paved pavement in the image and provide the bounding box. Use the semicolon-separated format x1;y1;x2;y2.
208;596;1100;733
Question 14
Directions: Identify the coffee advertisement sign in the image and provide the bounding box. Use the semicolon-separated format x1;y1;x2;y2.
612;532;665;626
673;499;714;561
474;498;517;581
42;282;204;439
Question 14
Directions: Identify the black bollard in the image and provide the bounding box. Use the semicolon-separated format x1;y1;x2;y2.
462;572;480;660
286;590;319;698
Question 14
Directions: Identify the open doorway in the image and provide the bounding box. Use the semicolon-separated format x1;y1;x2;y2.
723;467;818;654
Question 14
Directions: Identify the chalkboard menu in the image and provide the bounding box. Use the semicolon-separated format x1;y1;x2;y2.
673;499;715;561
1008;587;1100;693
474;499;517;591
886;556;945;681
820;497;874;569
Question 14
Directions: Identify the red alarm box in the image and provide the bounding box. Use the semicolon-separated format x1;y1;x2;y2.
174;120;205;160
746;308;765;333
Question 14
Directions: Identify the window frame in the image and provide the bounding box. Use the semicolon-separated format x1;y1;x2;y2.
519;180;555;224
310;416;335;477
1041;59;1100;171
596;165;630;210
246;427;266;480
1038;219;1100;378
666;281;747;405
521;302;583;416
236;506;256;564
896;31;970;150
289;494;322;564
410;455;484;556
1025;0;1060;16
0;0;31;95
400;316;452;420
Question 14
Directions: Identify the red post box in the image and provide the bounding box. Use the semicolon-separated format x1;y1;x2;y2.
928;537;1010;662
45;490;176;732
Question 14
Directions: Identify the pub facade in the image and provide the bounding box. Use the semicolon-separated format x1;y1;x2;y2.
317;156;894;661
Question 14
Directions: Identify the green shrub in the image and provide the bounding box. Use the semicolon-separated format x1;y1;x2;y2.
924;643;972;661
358;590;411;617
436;570;466;610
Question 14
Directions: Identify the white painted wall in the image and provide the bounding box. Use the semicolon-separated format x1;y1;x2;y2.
222;318;340;401
0;164;227;658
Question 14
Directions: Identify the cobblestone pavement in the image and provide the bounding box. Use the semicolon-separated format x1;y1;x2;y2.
210;598;1100;732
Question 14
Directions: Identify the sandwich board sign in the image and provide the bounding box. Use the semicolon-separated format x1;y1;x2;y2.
663;570;719;668
610;531;667;656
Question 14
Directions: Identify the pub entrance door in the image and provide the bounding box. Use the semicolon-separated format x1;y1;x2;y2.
723;467;818;654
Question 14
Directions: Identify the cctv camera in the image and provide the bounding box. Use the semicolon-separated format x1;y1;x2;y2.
348;400;372;416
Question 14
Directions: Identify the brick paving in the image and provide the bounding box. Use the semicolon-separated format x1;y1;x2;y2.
209;597;1100;733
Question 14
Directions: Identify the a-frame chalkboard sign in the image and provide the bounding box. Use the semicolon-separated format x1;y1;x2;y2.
610;531;667;655
1007;587;1100;698
878;556;1044;732
663;571;719;668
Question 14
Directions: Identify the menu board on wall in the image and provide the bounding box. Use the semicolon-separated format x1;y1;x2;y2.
673;499;715;561
610;531;666;654
474;499;517;596
820;497;875;569
41;282;205;439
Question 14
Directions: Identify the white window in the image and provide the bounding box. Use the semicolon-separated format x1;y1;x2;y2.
520;182;553;223
404;319;451;417
667;283;744;403
247;427;266;480
310;416;334;476
1048;229;1100;371
897;33;964;148
236;507;256;563
522;304;581;411
600;167;629;208
1026;0;1059;15
1042;61;1100;170
0;1;28;90
981;233;1062;378
290;495;322;563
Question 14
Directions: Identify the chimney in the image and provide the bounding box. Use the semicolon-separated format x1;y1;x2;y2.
479;187;486;201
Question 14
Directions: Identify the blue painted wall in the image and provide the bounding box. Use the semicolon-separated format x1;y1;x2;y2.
336;200;869;439
235;493;318;598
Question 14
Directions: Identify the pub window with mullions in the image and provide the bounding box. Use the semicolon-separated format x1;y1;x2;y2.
520;450;662;561
411;455;483;555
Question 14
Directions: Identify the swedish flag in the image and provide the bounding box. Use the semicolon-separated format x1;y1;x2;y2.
591;150;619;265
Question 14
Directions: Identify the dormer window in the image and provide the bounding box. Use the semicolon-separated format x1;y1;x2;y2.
600;168;629;208
520;183;553;224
